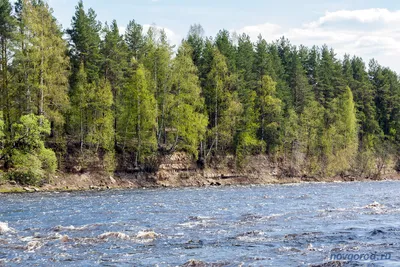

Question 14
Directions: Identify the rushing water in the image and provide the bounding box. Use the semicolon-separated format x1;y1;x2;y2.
1;181;400;266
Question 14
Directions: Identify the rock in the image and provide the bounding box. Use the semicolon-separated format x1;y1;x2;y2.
310;261;346;267
98;232;130;240
180;260;208;267
60;235;70;243
89;186;100;190
33;187;40;192
23;187;34;192
9;180;17;185
26;241;42;252
307;243;316;251
365;201;385;209
136;230;159;239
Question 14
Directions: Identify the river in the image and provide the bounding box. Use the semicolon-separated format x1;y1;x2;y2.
0;181;399;266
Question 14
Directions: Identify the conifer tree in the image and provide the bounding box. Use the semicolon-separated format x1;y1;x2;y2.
125;19;144;60
0;0;14;134
67;0;101;83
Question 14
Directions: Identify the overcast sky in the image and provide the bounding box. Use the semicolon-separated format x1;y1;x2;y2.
46;0;400;73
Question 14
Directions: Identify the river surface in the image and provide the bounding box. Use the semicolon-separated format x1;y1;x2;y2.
1;181;400;266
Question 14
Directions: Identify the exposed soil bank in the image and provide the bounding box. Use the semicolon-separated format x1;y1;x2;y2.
1;153;399;193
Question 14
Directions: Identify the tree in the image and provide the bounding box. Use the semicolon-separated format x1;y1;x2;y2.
214;29;236;72
2;114;57;185
204;48;241;156
0;0;14;135
256;75;282;153
326;86;358;175
299;100;325;174
186;24;204;69
141;27;173;148
165;42;208;157
350;56;380;149
67;0;101;83
253;35;274;83
125;19;144;60
118;63;157;166
101;19;128;147
16;0;70;141
289;48;312;113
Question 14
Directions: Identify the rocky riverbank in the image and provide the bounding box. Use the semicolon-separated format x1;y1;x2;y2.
1;152;399;193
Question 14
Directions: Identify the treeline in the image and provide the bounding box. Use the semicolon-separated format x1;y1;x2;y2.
0;0;399;184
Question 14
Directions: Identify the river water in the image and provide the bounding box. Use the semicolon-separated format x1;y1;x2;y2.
0;181;399;266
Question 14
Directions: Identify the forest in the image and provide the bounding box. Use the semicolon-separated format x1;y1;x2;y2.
0;0;399;185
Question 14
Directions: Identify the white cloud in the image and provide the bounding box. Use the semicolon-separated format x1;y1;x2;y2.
234;23;282;40
234;8;400;72
143;24;182;46
118;26;126;35
306;8;400;28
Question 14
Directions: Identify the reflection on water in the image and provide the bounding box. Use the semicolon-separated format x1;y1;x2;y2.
0;181;399;266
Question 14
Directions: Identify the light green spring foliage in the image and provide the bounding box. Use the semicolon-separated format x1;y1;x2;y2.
324;86;358;175
13;0;69;132
281;109;299;159
257;75;283;153
1;0;400;180
166;42;208;157
299;100;325;174
86;80;114;151
118;63;157;163
8;114;56;184
205;48;242;153
141;27;173;147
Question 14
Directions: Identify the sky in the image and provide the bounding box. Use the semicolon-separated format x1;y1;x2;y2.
46;0;400;73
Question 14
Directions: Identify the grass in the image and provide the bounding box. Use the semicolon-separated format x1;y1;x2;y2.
0;187;25;193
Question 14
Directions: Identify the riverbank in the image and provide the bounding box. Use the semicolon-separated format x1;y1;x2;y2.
1;152;399;193
1;168;399;194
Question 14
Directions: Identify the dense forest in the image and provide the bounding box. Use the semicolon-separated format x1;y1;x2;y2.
0;0;399;185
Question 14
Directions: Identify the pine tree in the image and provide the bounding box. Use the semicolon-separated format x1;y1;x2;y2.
67;0;101;83
125;19;144;60
350;56;380;148
289;48;312;113
186;24;204;69
234;33;261;163
0;0;14;134
214;29;236;72
253;35;274;82
101;19;128;148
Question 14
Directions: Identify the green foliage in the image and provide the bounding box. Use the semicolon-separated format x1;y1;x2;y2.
118;63;157;165
257;75;282;153
1;0;400;180
5;114;57;185
67;0;102;83
166;43;208;157
13;0;70;141
204;48;241;155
